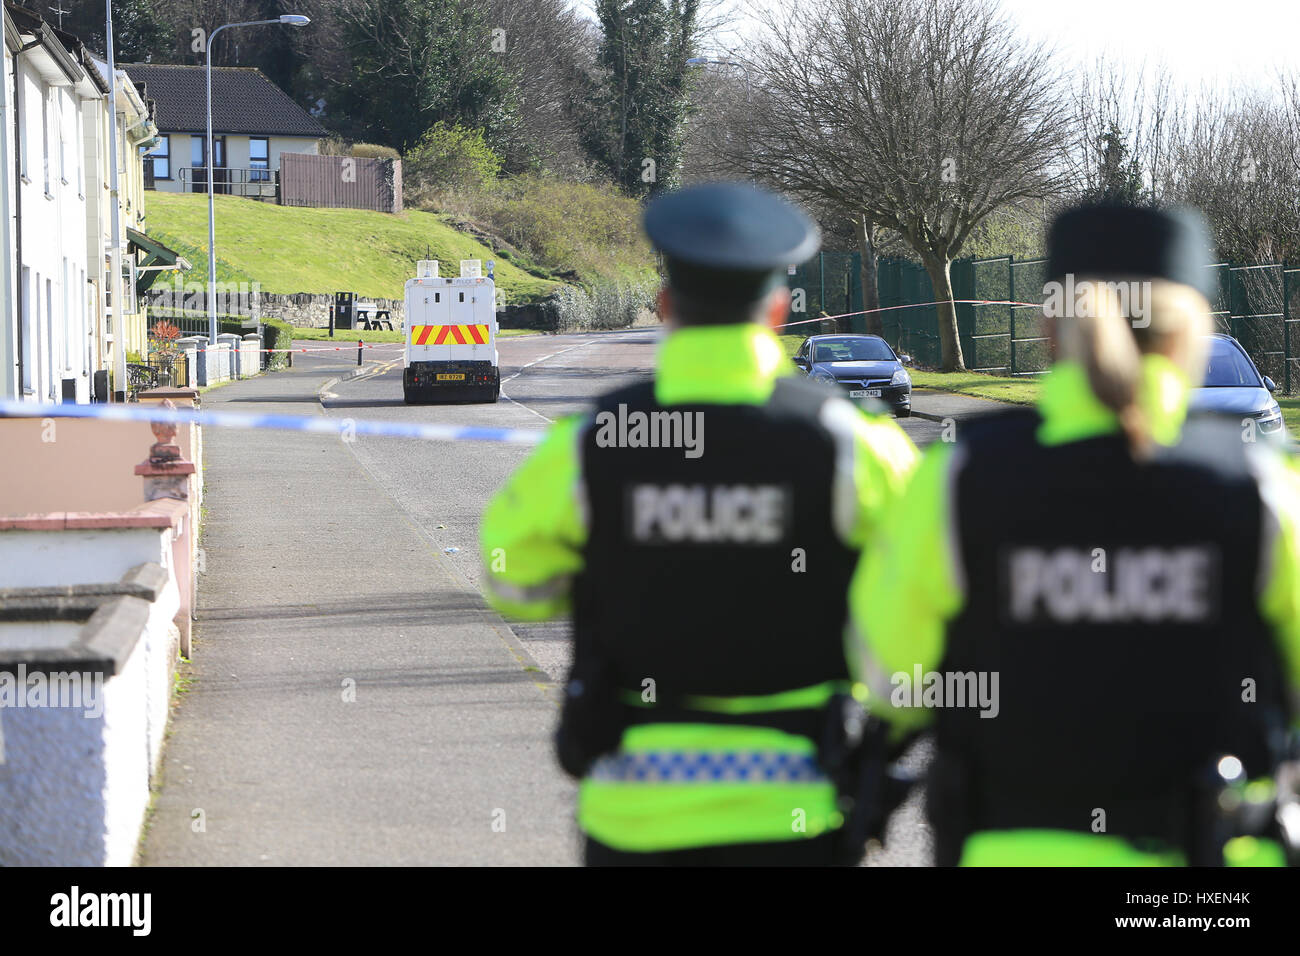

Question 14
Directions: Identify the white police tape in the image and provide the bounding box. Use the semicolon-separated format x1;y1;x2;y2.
189;343;407;353
0;398;545;445
776;298;1043;330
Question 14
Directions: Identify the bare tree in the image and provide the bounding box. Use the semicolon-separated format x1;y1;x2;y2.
713;0;1069;370
163;0;263;65
486;0;603;176
1063;60;1181;206
1167;88;1300;264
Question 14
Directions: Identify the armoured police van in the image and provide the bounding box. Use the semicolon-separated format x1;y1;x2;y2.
402;259;500;404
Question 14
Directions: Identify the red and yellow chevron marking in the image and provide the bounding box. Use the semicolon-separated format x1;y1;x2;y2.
410;324;490;346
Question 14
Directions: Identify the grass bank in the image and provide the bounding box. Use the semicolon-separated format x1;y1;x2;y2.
145;192;561;304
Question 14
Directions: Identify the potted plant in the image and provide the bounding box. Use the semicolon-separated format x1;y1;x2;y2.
148;320;182;388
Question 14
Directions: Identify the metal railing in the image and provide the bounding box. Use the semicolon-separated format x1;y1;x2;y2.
126;356;184;400
175;166;278;200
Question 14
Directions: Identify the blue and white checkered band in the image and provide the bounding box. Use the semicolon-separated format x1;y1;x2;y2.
588;750;828;783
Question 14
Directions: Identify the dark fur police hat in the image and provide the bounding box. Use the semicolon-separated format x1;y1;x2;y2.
644;182;820;305
1047;203;1215;301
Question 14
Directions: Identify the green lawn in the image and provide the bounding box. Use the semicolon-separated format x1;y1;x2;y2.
144;192;560;305
908;370;1040;404
292;327;405;343
777;332;1040;404
905;370;1300;435
778;332;1300;435
1278;398;1300;438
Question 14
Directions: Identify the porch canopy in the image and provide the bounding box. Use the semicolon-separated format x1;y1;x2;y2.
127;227;191;295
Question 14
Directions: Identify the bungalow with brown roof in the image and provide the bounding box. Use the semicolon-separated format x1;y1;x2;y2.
124;63;326;200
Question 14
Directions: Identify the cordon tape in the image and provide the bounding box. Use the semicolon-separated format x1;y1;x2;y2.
0;299;1047;443
0;398;545;445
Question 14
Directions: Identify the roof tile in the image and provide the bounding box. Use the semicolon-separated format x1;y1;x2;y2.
120;63;327;138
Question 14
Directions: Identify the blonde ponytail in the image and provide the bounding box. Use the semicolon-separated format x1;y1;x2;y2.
1054;278;1214;460
1058;282;1149;458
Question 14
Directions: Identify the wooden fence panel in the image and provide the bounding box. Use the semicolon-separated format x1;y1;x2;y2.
279;153;402;213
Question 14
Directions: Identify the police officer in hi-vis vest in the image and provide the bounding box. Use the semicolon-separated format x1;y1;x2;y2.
849;202;1300;866
480;182;919;865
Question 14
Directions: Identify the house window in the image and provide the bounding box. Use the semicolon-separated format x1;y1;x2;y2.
41;88;51;194
46;277;55;400
76;105;84;194
17;77;27;179
122;260;137;316
58;91;67;184
149;135;171;180
20;267;32;393
63;258;71;369
191;135;205;167
249;137;269;181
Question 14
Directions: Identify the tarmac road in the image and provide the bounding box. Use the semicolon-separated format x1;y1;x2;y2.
321;328;949;866
322;328;947;682
143;329;962;866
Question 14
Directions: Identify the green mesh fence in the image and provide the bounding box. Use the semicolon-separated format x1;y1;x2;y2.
787;252;1299;391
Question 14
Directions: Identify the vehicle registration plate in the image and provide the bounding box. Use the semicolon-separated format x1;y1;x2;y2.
849;388;882;398
437;373;466;381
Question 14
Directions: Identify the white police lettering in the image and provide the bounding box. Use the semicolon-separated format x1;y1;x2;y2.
1007;546;1214;623
630;484;786;543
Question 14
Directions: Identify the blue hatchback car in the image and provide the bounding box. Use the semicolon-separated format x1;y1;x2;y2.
792;334;912;417
1189;333;1284;440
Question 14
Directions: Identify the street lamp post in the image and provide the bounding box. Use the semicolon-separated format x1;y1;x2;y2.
106;0;124;399
205;15;310;355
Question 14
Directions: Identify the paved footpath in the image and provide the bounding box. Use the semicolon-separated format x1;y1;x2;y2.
140;355;576;866
909;388;1012;425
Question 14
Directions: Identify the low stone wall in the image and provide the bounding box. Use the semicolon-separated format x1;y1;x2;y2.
144;290;406;330
152;288;663;333
0;415;198;866
262;293;405;329
497;301;553;331
0;556;181;866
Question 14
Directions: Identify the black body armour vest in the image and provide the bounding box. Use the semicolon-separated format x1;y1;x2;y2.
929;410;1291;862
573;377;859;720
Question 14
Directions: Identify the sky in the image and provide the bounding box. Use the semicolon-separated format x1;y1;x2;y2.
703;0;1300;97
999;0;1300;94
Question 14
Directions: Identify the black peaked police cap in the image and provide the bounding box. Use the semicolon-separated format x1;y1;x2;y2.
1047;203;1215;301
644;182;821;305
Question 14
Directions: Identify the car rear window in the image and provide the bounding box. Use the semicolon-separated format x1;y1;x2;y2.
813;339;895;363
1202;339;1261;387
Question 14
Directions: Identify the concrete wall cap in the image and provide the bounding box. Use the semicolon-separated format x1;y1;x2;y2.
78;595;151;675
0;563;166;609
0;511;178;531
0;594;149;675
139;387;199;403
119;562;169;601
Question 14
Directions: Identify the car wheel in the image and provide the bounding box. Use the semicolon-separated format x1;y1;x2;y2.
894;407;911;418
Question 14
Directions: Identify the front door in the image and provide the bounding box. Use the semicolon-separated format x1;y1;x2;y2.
213;137;228;194
190;136;227;193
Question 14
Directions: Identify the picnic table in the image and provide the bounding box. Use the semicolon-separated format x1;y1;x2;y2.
355;306;394;331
